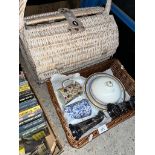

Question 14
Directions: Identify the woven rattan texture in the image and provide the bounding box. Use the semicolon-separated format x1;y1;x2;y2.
19;0;119;83
46;59;135;148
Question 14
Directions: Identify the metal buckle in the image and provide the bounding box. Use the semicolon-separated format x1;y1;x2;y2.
58;8;85;33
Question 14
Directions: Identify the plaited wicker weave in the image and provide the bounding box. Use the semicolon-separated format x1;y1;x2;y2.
19;0;119;83
46;59;135;148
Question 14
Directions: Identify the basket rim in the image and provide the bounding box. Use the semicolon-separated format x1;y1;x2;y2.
46;59;135;148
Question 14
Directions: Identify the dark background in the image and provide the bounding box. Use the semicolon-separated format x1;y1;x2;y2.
112;0;135;79
21;0;135;78
26;0;135;19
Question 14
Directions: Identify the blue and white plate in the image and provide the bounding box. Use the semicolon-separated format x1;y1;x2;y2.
64;99;92;119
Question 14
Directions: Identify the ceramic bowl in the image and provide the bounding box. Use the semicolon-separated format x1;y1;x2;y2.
85;73;125;109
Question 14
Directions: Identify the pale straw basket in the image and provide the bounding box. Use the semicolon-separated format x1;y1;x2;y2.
19;0;119;83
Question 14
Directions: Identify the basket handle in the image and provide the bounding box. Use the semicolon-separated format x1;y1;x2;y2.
19;0;112;31
105;0;112;14
19;0;27;31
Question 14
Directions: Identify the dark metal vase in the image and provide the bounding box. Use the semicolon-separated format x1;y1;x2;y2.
107;96;135;119
69;111;105;140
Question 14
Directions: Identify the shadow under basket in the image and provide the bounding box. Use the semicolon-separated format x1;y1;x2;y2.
46;59;135;148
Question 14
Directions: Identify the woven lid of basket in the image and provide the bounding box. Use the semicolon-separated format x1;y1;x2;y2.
19;0;119;83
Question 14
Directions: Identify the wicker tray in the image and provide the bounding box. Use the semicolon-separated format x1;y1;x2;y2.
46;59;135;148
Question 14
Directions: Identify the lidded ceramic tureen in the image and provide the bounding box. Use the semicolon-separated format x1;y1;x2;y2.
85;73;125;109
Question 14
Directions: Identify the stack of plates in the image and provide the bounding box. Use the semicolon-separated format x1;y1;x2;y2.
85;73;125;109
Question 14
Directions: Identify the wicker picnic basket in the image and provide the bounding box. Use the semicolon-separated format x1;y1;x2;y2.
19;0;119;83
46;59;135;148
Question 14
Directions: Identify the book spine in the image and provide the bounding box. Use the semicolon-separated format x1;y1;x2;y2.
19;117;45;133
19;105;42;122
19;113;42;126
19;90;33;98
19;83;30;93
19;94;35;103
19;77;26;83
19;78;26;83
19;109;42;123
19;98;38;112
20;122;47;138
19;81;28;86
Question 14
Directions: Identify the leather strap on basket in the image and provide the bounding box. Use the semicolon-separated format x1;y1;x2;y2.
58;8;85;33
19;0;112;32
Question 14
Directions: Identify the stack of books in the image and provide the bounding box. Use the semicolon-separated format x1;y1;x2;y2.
19;72;48;146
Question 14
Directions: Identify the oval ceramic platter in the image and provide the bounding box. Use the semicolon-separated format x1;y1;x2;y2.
85;73;125;110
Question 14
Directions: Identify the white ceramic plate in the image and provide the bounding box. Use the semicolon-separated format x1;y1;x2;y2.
85;73;125;109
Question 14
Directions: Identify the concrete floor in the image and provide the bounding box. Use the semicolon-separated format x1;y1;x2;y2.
20;55;135;155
